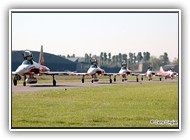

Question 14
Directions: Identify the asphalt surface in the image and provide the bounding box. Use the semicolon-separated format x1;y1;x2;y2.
11;79;178;93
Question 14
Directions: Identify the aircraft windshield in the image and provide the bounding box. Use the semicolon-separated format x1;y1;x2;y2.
121;66;127;70
148;67;152;71
22;60;33;65
90;65;97;68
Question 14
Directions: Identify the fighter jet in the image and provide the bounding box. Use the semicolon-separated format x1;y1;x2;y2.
156;66;178;81
116;62;139;82
12;45;69;86
74;58;115;83
139;66;156;81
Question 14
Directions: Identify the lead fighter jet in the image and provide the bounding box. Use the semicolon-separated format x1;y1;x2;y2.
12;45;69;86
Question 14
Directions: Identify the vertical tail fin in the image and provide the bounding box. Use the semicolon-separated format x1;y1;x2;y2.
160;66;165;72
39;45;45;65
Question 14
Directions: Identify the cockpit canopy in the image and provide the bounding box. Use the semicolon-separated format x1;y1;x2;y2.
22;50;33;61
121;62;127;70
90;58;98;65
148;66;153;71
22;60;33;65
90;65;97;68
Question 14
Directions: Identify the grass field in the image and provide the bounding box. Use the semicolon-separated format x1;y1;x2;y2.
12;82;179;128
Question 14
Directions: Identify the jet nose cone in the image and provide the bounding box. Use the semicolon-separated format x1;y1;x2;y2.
87;69;91;74
15;65;28;75
15;68;23;75
87;68;94;74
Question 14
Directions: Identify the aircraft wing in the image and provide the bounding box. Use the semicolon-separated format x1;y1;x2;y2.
74;73;89;76
138;71;156;76
103;73;118;76
74;73;118;76
155;73;169;76
12;71;16;75
41;71;71;76
131;73;140;76
138;73;146;76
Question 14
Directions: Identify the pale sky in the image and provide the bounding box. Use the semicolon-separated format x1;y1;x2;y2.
11;11;179;61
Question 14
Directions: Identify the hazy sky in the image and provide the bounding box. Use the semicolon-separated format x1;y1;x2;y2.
12;11;179;61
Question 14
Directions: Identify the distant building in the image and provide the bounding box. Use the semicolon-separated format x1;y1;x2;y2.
65;57;90;72
138;60;149;73
66;57;79;63
163;64;179;73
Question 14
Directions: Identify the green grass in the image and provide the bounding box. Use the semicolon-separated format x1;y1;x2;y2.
12;82;178;128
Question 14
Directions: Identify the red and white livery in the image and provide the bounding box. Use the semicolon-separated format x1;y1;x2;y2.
12;45;68;86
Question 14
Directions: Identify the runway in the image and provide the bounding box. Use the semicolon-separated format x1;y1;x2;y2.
11;79;178;93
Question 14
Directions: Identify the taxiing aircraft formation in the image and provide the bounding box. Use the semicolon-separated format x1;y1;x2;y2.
12;46;178;86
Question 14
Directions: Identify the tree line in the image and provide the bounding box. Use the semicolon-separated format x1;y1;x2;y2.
61;51;178;70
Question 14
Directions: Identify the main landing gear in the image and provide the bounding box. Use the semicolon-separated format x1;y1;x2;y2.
23;75;26;86
136;76;139;82
52;75;56;86
122;75;127;82
82;75;114;84
109;76;112;83
141;76;143;81
13;74;21;86
114;76;116;82
82;75;85;83
13;79;17;86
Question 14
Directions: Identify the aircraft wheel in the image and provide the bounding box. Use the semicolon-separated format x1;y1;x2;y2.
82;79;84;83
91;80;93;83
110;79;112;83
23;81;26;86
13;80;17;86
136;78;139;82
141;77;143;81
114;78;116;82
160;78;162;81
149;79;150;81
122;79;124;82
53;80;56;86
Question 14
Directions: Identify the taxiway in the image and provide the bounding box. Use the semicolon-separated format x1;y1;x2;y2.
11;79;178;93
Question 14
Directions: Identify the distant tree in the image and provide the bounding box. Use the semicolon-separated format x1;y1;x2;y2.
146;52;150;61
112;55;116;63
89;53;92;59
122;54;127;62
71;54;75;58
137;52;143;62
118;53;122;63
103;52;107;62
108;52;111;63
143;52;146;62
159;52;170;65
115;55;119;63
163;52;169;64
100;52;104;65
67;54;70;58
149;56;162;69
84;53;89;62
143;52;150;62
171;57;178;65
133;53;137;64
129;52;133;64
